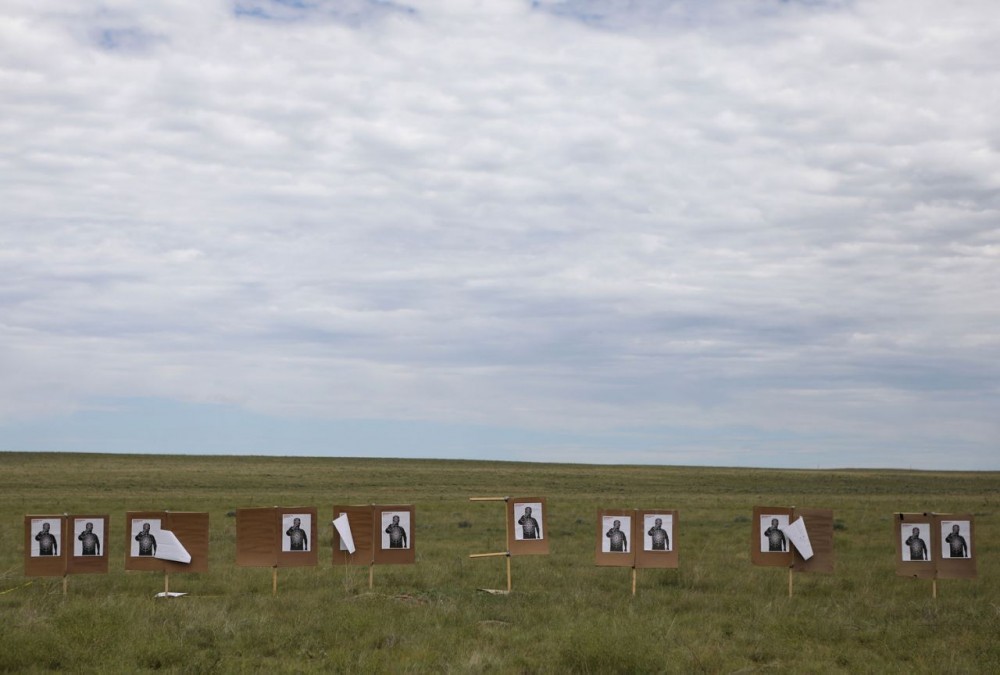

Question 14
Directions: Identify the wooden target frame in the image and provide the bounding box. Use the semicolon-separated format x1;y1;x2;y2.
469;496;550;594
125;511;209;596
332;504;416;589
895;512;976;597
236;506;318;595
752;505;835;597
24;514;112;593
596;509;679;595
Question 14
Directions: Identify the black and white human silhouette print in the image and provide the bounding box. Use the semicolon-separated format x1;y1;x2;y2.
643;514;672;552
381;512;410;550
940;520;971;559
74;519;103;557
902;523;930;561
760;515;789;553
282;514;311;552
514;503;543;541
32;520;59;557
602;516;630;553
131;520;159;557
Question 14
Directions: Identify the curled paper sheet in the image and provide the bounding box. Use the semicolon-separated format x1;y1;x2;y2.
786;517;814;560
155;592;188;598
154;529;192;564
333;513;356;554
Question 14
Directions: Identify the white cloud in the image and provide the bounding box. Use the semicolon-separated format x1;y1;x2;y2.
1;0;998;466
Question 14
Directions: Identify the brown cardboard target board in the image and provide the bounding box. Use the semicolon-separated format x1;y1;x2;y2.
936;514;976;580
791;508;835;574
507;497;549;556
752;506;794;568
24;514;111;578
895;513;935;579
234;507;277;567
236;506;318;568
24;515;68;578
332;504;415;566
596;509;680;568
595;509;636;568
895;513;975;581
752;506;834;573
635;509;679;570
374;505;415;565
332;505;374;567
124;511;209;573
68;515;111;575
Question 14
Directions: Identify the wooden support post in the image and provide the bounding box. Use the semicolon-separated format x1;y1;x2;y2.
505;499;511;592
369;564;374;590
62;513;69;597
631;568;637;596
932;579;938;599
788;567;794;598
469;497;513;594
272;567;278;596
164;572;170;597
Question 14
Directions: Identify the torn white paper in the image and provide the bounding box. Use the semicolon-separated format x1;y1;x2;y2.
785;517;814;560
333;513;356;554
153;529;192;564
155;592;188;598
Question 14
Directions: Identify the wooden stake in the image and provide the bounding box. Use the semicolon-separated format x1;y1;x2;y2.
505;500;511;593
164;572;170;596
369;563;374;590
62;513;69;597
272;567;278;596
504;501;511;542
631;567;637;596
788;567;794;598
932;579;937;598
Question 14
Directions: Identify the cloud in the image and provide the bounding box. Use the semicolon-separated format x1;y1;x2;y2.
234;0;416;25
0;0;998;467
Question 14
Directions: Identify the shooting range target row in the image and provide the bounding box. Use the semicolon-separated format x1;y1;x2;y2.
23;504;978;597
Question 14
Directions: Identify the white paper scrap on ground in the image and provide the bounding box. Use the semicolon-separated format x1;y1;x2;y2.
153;529;192;564
785;517;814;560
333;514;356;554
155;592;188;598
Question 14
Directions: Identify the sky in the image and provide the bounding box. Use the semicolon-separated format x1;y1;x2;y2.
1;0;998;470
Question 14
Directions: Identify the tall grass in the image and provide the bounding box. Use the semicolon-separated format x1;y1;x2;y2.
0;452;997;672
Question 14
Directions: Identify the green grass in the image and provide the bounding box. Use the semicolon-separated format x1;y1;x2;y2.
1;452;998;673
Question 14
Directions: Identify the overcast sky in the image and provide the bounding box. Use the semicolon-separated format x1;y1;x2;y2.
2;0;998;469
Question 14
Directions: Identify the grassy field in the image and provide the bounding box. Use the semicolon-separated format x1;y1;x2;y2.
0;452;997;673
